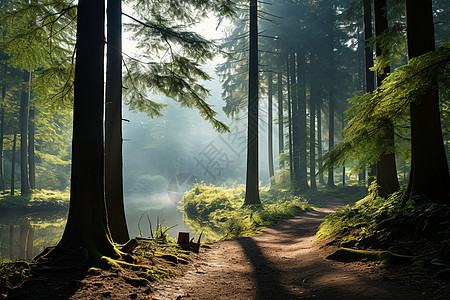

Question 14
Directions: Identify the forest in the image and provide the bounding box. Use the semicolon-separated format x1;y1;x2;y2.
0;0;449;299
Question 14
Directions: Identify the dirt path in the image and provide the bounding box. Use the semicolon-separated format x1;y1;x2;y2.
151;208;449;300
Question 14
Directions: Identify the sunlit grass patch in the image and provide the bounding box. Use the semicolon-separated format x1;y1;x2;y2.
317;183;450;258
181;183;311;240
317;184;403;241
0;189;69;212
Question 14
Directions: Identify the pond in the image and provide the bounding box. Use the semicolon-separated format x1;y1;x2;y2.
0;191;196;262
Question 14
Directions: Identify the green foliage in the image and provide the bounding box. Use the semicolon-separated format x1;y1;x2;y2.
317;183;403;240
326;247;414;267
317;183;450;257
181;182;310;240
303;185;369;207
321;44;450;172
0;261;31;290
0;189;69;211
34;107;73;190
122;0;236;133
0;0;77;106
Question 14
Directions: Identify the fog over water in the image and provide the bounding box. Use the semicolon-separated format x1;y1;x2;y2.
0;17;282;259
121;65;280;238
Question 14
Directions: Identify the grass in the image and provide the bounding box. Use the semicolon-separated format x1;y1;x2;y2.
181;182;311;241
0;189;69;212
317;182;450;258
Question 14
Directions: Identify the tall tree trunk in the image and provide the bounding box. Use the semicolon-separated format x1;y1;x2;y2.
19;70;31;195
290;52;301;190
0;227;3;257
341;109;346;186
358;30;366;185
105;0;130;243
56;0;119;261
317;100;324;184
11;133;16;196
404;0;450;201
297;50;308;190
9;225;13;260
286;53;294;183
267;72;274;179
374;0;399;197
326;2;336;188
277;71;284;169
309;55;317;189
0;62;6;191
244;0;260;205
364;0;377;186
327;93;335;187
28;107;35;190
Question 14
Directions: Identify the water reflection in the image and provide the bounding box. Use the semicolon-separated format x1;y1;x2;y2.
0;191;196;261
124;191;194;239
0;211;67;261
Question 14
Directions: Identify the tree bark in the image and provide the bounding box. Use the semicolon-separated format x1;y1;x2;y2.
57;0;119;261
341;109;346;186
244;0;260;205
0;62;6;191
327;93;335;188
28;107;35;190
9;225;14;260
317;100;324;184
290;52;301;190
105;0;130;243
363;0;377;187
326;2;336;188
286;53;294;183
277;71;284;169
267;72;274;179
404;0;450;201
374;0;399;197
297;50;308;190
11;133;16;196
19;70;31;195
309;54;317;189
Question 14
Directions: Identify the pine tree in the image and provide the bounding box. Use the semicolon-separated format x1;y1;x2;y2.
373;0;399;197
404;0;450;202
55;0;119;261
244;0;261;205
105;0;130;244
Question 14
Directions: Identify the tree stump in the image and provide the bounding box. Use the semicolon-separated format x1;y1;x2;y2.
177;232;190;245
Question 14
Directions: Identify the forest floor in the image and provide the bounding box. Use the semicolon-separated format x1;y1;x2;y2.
151;202;450;300
3;201;450;299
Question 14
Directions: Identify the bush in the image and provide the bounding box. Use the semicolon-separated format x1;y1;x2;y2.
181;183;311;240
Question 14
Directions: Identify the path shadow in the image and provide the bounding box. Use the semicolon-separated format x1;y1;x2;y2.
4;267;87;300
236;236;298;300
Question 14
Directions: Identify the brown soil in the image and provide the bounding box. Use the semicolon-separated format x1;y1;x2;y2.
3;205;450;299
152;207;450;300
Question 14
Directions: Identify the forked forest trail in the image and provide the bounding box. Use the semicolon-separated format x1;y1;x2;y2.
152;205;449;300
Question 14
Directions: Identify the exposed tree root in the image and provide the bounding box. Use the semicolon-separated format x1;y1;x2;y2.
98;255;176;286
326;247;414;267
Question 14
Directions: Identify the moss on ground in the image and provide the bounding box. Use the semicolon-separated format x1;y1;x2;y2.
326;247;414;267
181;182;312;240
318;183;450;276
0;189;69;213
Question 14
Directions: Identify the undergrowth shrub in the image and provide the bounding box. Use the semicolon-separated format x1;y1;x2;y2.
0;189;69;211
317;183;450;257
317;183;404;241
181;182;311;240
